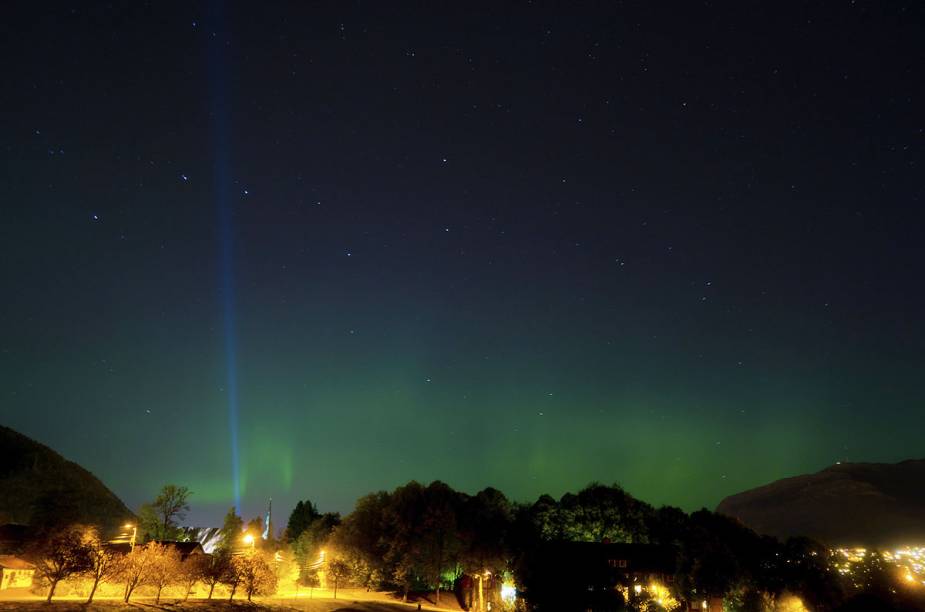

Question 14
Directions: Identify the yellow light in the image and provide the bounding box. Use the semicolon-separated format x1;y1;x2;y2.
634;584;642;594
243;533;254;545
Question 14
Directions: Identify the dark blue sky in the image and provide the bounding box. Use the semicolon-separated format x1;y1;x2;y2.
1;1;922;526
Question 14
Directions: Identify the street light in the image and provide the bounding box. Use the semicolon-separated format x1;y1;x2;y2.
124;523;137;552
243;533;255;551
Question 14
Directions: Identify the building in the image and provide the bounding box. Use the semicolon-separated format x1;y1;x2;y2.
105;540;206;560
522;542;729;611
0;555;35;590
686;597;724;612
523;542;678;611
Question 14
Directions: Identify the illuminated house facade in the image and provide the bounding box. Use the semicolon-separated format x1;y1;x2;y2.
0;555;35;590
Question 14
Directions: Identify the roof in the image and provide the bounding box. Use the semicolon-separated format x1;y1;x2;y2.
157;541;205;557
104;540;205;558
0;555;35;570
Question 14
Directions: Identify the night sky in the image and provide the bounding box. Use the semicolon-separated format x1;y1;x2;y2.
2;2;923;527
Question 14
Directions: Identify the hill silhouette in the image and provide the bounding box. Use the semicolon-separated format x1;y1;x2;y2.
717;459;925;547
0;424;134;531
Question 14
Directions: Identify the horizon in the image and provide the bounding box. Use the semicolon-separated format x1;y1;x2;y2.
6;421;924;530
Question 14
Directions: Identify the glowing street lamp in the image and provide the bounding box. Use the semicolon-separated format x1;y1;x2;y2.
243;533;255;551
124;523;137;552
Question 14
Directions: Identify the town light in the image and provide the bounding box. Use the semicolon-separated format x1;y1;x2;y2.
243;533;255;549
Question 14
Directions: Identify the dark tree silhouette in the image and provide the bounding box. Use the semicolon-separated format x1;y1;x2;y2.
138;484;191;540
217;507;244;551
286;499;321;542
31;525;91;602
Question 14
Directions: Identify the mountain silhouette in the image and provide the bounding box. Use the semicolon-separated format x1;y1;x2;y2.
0;424;134;532
717;460;925;547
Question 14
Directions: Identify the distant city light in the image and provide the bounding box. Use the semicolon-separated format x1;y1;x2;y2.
832;545;925;587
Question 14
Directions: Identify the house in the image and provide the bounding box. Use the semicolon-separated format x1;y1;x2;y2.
0;555;35;590
523;542;730;611
104;540;206;560
157;540;206;560
523;542;678;611
686;597;724;612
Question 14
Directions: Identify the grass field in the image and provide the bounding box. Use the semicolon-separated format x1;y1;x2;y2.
0;603;422;612
0;589;461;612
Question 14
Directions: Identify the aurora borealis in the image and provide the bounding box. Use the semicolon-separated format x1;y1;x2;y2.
1;2;923;527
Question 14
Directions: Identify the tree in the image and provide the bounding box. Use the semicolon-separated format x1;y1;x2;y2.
201;549;232;599
460;488;513;606
558;483;650;544
121;542;163;602
239;552;278;601
224;554;246;601
82;528;121;604
382;481;427;602
32;525;92;602
333;491;391;590
301;566;320;597
145;544;182;604
180;553;208;601
286;499;321;542
328;557;352;599
292;512;340;569
139;484;191;541
218;507;244;551
419;481;461;605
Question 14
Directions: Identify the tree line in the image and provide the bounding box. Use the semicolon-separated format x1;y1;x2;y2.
32;524;278;603
285;481;921;611
23;481;925;610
